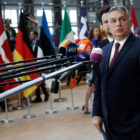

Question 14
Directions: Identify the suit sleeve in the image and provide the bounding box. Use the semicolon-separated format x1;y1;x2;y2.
138;51;140;71
92;66;103;117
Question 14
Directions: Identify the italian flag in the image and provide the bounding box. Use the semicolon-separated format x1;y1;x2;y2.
59;7;74;47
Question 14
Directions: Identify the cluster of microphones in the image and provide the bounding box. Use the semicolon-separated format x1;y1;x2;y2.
52;38;103;92
0;38;103;99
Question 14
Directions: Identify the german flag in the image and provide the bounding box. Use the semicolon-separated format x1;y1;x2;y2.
14;12;40;98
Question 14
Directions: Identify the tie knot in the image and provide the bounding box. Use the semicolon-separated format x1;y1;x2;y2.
115;42;120;48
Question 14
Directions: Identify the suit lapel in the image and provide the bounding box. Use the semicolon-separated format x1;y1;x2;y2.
103;41;114;74
108;33;135;75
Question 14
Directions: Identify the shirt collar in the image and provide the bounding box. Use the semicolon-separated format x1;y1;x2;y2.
108;36;113;42
114;35;129;48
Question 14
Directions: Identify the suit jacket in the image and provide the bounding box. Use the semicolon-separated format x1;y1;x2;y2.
92;33;140;138
99;39;109;48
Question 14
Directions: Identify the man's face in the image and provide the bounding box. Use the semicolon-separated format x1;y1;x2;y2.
108;10;132;41
5;20;11;27
29;32;37;41
102;12;111;35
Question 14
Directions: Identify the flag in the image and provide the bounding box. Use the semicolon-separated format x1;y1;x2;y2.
0;16;17;91
14;12;40;98
130;3;138;34
100;24;107;39
100;1;107;39
101;5;104;10
79;6;89;39
59;8;74;47
101;0;104;10
39;9;55;56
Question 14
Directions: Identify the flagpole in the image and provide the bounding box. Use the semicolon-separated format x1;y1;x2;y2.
18;2;22;10
101;0;104;10
63;1;66;8
114;0;118;6
41;1;45;8
130;0;133;5
80;0;84;7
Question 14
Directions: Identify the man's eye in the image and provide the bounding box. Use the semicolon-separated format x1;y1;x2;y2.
104;21;108;24
110;20;115;23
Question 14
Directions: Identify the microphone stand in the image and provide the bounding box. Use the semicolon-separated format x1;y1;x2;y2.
1;99;14;123
67;70;79;110
53;79;67;102
45;88;58;114
23;97;36;119
53;59;73;102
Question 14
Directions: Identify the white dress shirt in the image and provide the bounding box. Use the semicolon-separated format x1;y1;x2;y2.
109;37;128;65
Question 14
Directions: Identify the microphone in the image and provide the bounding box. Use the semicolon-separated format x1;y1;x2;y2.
90;48;103;63
74;52;90;85
89;48;103;85
66;43;77;57
59;40;72;56
74;52;90;62
59;47;66;56
58;43;77;84
50;78;59;94
75;39;81;44
77;38;93;55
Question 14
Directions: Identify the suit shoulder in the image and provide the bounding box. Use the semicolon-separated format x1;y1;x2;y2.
99;39;109;48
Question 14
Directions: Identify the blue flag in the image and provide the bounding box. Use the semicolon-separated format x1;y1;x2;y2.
39;9;55;56
79;7;89;39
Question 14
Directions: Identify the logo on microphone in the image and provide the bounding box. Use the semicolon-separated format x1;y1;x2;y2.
68;47;77;52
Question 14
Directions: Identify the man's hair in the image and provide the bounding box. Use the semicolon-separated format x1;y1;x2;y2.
99;7;111;24
5;18;11;23
108;5;130;20
31;30;38;36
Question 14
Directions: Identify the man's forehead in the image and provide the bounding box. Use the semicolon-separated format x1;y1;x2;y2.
110;10;126;15
110;10;127;18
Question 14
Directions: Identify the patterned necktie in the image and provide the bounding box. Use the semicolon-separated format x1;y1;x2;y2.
109;42;120;69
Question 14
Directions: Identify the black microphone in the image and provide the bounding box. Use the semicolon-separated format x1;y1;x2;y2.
89;48;103;85
58;43;78;83
66;42;77;57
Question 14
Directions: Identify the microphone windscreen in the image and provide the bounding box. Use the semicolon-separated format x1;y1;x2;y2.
75;39;81;44
74;52;90;62
90;48;103;63
59;47;66;56
60;40;72;48
77;39;93;55
91;39;99;48
66;43;77;57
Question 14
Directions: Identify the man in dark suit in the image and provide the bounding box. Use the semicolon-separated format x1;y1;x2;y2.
30;31;49;102
92;6;140;140
99;7;113;48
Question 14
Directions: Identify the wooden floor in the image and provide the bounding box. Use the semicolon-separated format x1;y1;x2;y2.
0;83;103;140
